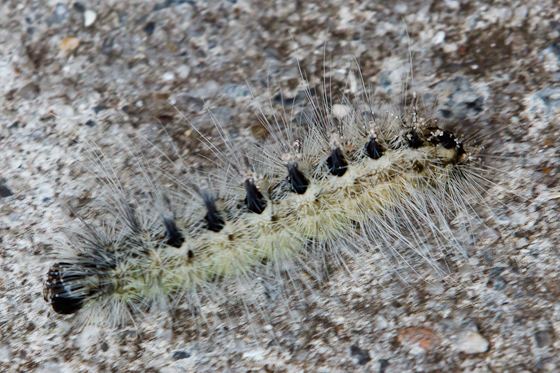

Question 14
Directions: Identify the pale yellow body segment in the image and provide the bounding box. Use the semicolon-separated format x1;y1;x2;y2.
130;145;456;299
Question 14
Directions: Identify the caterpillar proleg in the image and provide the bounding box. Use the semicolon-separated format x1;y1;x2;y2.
42;60;490;331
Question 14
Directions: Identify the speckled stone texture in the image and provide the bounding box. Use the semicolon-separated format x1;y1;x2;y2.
1;0;559;372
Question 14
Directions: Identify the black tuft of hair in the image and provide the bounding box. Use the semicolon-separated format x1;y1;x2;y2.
244;179;267;214
326;147;348;176
365;137;384;159
202;194;226;232
163;217;185;247
287;162;309;194
43;263;90;315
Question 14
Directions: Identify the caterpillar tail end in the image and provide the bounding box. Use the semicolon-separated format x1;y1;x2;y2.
43;263;87;315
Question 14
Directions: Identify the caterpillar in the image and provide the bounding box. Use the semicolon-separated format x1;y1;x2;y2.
42;62;488;330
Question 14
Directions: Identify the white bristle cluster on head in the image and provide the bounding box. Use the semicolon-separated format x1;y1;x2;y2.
42;61;489;330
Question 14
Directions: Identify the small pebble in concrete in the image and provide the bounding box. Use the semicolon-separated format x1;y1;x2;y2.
144;21;156;36
172;350;191;360
84;10;97;27
350;344;371;365
0;183;13;198
456;331;489;354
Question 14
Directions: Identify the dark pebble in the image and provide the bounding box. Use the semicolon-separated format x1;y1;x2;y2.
439;108;452;118
93;104;107;113
350;344;371;365
172;350;191;360
489;266;507;277
153;0;195;12
144;21;156;36
379;359;390;373
464;97;484;114
101;37;115;55
273;91;305;106
0;183;13;198
73;2;85;12
535;330;552;348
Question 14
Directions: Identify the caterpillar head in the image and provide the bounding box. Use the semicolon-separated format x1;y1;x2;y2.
397;126;467;164
426;127;467;163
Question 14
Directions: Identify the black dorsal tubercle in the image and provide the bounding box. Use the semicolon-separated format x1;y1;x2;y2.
326;147;348;176
365;137;384;159
203;195;225;232
287;162;309;194
406;129;423;148
244;179;267;214
163;217;185;247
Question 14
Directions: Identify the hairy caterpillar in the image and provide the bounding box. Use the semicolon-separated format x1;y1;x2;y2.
42;63;487;329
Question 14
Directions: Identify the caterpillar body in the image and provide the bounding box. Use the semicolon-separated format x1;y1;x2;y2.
42;70;486;329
